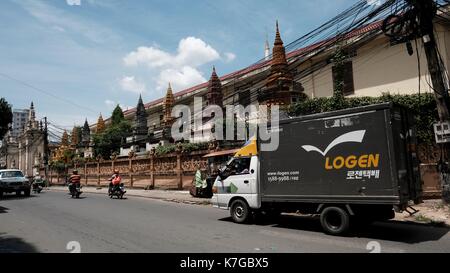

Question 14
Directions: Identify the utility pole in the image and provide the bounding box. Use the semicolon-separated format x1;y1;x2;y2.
43;117;49;183
410;0;450;202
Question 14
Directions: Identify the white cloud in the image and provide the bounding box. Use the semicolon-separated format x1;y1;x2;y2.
119;76;146;93
157;66;206;92
124;37;220;68
66;0;81;6
104;99;116;108
104;100;132;111
223;52;236;63
123;37;222;94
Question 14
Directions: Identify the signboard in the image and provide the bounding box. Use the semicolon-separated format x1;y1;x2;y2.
433;121;450;144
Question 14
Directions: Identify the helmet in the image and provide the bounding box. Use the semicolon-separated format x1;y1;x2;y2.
73;169;78;174
114;169;119;174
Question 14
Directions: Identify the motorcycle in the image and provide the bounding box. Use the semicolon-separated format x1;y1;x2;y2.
32;178;45;193
68;183;83;198
109;183;126;199
32;181;44;193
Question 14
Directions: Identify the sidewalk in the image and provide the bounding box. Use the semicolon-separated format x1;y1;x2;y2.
395;199;450;227
48;185;212;205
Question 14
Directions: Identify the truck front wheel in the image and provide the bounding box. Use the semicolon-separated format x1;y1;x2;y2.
320;206;350;235
230;199;251;224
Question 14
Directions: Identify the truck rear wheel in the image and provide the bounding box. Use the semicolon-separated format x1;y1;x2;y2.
230;199;251;224
320;206;350;235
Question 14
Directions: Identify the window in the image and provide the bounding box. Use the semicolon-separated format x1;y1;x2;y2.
332;61;354;96
1;171;24;178
227;157;251;176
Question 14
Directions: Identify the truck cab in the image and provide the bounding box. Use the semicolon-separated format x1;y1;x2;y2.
212;138;261;222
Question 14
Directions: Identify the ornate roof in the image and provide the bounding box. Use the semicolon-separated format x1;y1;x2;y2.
96;114;105;134
134;94;148;135
271;21;288;68
163;83;175;124
206;66;223;106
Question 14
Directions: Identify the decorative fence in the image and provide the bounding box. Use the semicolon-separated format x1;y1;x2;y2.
45;143;444;197
46;150;209;190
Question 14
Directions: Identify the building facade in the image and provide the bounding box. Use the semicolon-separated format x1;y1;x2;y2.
0;102;46;177
10;108;30;139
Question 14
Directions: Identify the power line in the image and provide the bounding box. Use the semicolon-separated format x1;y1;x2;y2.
0;72;98;114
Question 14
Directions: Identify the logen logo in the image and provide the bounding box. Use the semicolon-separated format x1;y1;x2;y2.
301;130;366;156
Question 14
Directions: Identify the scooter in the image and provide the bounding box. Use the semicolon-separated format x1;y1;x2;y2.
109;183;126;199
68;183;83;198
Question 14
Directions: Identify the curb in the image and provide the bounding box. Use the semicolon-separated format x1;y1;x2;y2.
47;187;211;206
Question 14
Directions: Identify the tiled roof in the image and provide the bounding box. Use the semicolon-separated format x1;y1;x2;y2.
119;20;383;119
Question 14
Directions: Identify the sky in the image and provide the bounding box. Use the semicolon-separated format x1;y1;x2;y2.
0;0;356;130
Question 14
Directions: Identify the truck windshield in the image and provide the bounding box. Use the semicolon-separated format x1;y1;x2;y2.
1;171;24;178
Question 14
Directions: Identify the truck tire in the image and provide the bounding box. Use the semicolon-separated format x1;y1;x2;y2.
230;199;251;224
320;206;350;235
0;190;3;198
24;189;31;197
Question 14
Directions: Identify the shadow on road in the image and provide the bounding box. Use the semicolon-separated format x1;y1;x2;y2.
0;233;38;253
0;194;38;201
0;206;9;214
219;214;449;244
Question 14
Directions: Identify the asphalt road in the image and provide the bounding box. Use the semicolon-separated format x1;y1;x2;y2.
0;191;449;253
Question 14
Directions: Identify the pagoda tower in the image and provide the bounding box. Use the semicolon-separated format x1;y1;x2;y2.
259;21;296;108
206;66;223;107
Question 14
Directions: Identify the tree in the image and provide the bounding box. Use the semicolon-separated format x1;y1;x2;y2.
111;105;125;126
93;106;131;159
0;98;13;139
93;120;131;159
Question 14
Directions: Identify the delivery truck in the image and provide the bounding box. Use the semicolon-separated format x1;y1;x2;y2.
211;103;422;235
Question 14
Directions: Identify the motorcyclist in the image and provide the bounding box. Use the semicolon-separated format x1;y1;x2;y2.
68;170;81;194
108;169;122;195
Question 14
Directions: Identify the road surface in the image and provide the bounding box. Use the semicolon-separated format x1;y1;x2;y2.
1;191;449;253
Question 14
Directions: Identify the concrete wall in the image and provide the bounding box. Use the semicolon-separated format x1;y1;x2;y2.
299;22;450;99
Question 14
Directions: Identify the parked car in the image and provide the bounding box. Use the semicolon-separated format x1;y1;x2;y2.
0;169;31;197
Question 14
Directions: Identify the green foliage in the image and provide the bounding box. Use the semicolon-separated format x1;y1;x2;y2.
0;98;13;139
331;47;346;99
49;160;66;173
111;105;125;126
155;145;176;156
154;142;209;156
289;93;438;143
93;119;132;159
181;142;209;153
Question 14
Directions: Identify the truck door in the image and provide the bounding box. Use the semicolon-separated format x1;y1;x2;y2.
216;157;257;208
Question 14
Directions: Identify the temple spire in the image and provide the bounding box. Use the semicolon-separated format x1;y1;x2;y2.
259;21;294;107
96;113;105;134
28;101;37;130
271;20;288;68
163;83;175;125
134;94;148;135
206;66;223;107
